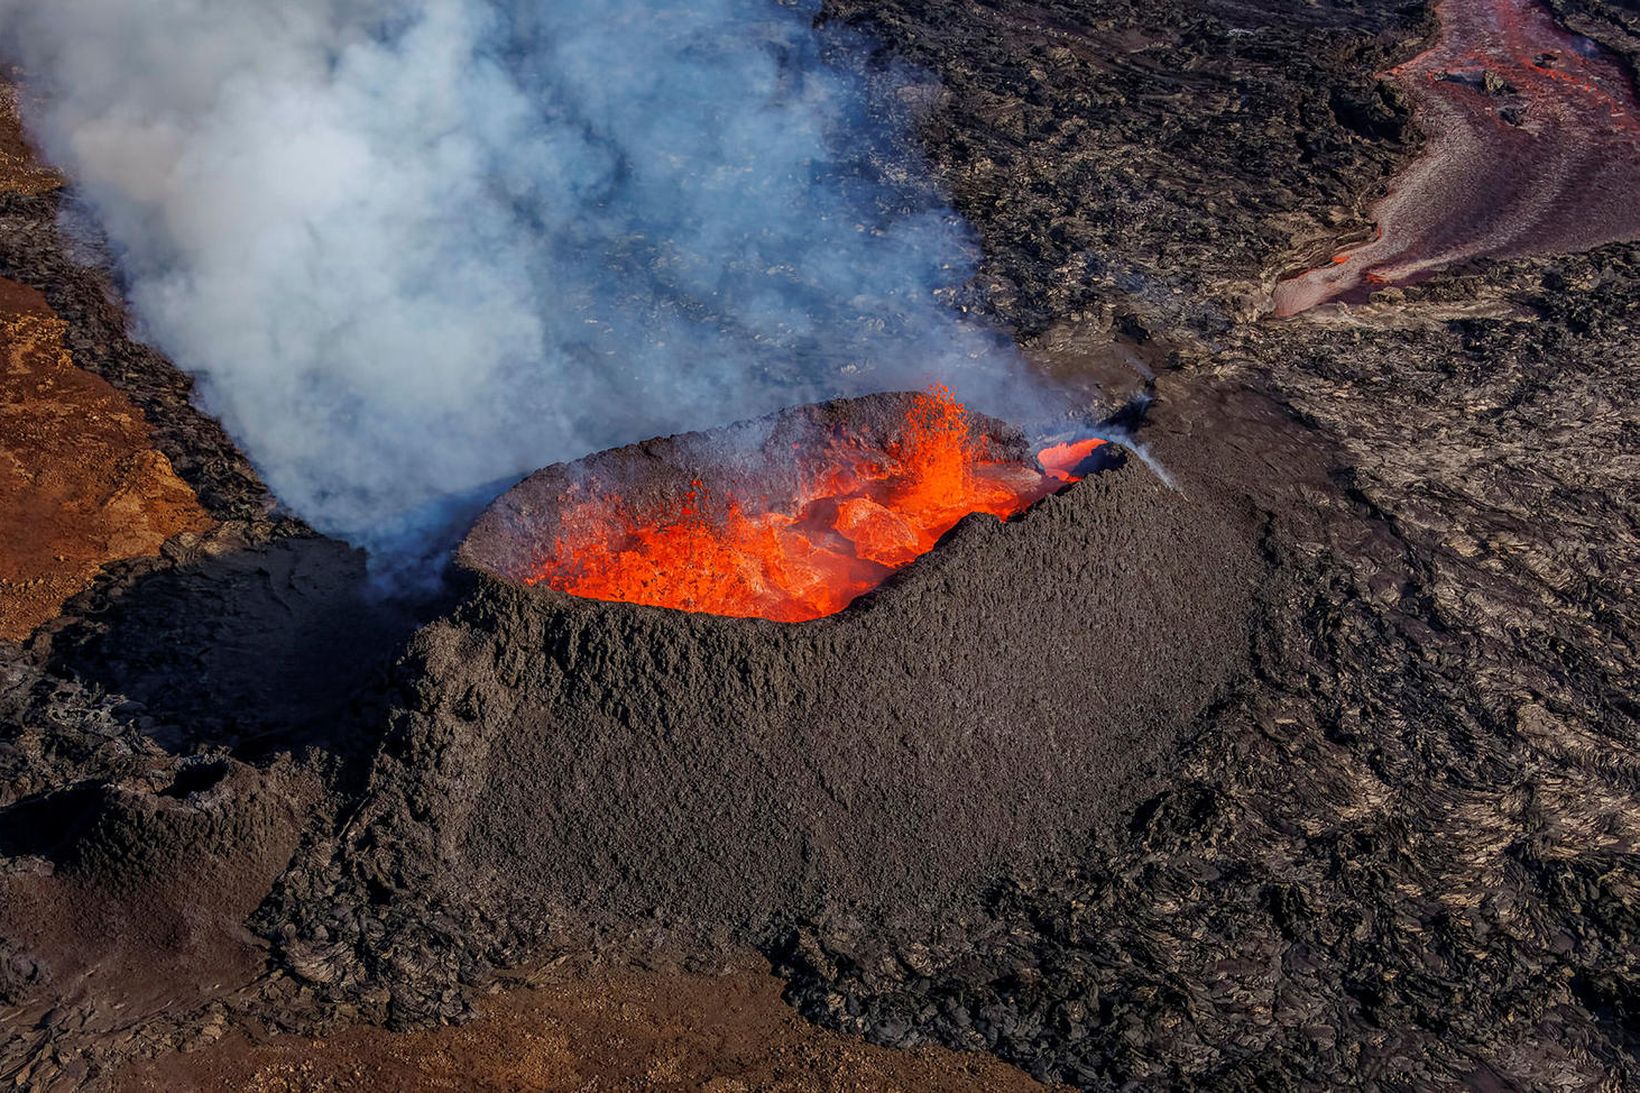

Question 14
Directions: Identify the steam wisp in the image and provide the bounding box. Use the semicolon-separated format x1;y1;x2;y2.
0;0;1040;565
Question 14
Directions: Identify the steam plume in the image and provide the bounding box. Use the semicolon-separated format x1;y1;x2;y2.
0;0;1033;561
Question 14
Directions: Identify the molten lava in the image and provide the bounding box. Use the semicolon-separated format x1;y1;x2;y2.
527;387;1106;622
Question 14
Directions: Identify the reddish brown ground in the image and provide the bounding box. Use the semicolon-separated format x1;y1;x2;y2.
0;84;213;641
1273;0;1640;313
0;78;61;195
0;277;214;640
117;968;1045;1092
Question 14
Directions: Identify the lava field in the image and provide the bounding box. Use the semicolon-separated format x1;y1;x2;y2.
2;0;1639;1089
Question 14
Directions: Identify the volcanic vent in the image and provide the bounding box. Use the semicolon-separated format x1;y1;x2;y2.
319;391;1260;996
462;387;1108;622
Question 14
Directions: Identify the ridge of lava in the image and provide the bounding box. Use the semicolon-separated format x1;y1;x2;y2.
1273;0;1640;315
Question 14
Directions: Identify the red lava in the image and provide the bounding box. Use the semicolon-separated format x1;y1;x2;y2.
1273;0;1640;315
527;388;1106;623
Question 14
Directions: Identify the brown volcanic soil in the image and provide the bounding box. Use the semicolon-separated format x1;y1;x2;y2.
0;206;272;526
117;967;1046;1093
0;277;213;640
0;76;215;639
0;758;322;1090
0;81;59;196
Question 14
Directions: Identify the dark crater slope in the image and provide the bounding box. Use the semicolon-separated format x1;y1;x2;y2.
263;393;1259;1020
34;530;421;756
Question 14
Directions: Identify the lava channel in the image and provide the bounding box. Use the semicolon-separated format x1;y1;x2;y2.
525;387;1106;622
1273;0;1640;315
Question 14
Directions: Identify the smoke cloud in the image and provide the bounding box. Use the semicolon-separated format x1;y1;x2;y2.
0;0;1037;562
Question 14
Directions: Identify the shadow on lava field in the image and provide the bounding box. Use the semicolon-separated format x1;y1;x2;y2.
31;533;441;757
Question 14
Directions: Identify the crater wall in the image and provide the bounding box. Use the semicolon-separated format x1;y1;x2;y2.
327;395;1262;974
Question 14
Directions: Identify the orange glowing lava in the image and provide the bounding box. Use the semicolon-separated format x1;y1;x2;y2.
527;388;1106;622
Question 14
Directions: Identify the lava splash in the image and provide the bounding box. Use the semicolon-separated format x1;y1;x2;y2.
521;388;1105;622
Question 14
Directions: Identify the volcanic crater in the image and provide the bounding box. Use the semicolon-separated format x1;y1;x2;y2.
463;387;1113;622
312;390;1259;984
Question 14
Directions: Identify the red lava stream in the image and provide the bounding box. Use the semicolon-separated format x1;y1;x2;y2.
1273;0;1640;315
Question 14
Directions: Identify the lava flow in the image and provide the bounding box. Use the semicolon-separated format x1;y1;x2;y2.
1273;0;1640;315
527;387;1105;622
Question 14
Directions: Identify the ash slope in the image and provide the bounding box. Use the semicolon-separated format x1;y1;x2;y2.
255;394;1258;1024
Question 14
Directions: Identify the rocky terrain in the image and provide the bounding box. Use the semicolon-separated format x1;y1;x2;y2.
1;0;1637;1089
0;276;212;641
116;967;1044;1093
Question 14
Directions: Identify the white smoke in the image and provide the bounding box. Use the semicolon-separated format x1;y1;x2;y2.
0;0;1037;560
